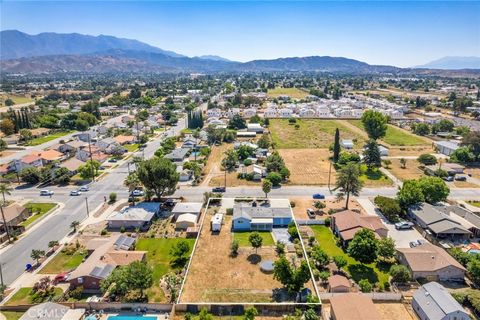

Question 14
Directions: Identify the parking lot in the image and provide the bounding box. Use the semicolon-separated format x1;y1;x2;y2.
357;198;425;248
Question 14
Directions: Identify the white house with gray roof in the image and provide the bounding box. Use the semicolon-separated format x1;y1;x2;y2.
412;282;469;320
107;202;159;230
232;202;292;231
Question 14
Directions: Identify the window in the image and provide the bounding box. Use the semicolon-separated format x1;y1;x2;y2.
78;277;83;284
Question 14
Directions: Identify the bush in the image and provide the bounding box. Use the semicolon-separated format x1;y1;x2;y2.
324;217;331;227
243;159;253;166
276;242;285;255
374;196;401;222
226;208;233;215
266;172;282;186
287;221;299;239
417;153;437;166
109;192;117;203
358;279;372;293
120;226;126;233
337;151;361;166
230;240;239;257
390;265;411;283
68;286;83;300
100;229;108;236
383;281;391;291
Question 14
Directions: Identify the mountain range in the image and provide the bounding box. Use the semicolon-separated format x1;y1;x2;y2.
1;30;478;74
416;56;480;70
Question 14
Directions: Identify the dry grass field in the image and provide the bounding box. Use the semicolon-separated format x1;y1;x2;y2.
270;119;366;149
279;149;335;185
374;302;415;320
387;158;426;181
388;146;435;157
180;208;314;303
267;87;309;99
290;197;365;220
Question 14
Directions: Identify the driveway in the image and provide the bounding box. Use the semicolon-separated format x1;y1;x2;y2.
357;198;425;248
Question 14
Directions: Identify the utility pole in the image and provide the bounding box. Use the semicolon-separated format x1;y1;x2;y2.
0;262;4;288
0;206;11;244
224;170;227;190
87;133;95;182
85;197;90;217
127;162;131;174
327;161;332;191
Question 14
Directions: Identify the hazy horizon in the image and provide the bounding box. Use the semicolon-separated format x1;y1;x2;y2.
2;1;479;67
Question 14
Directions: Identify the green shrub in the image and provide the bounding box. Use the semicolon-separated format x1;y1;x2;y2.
417;153;437;166
374;196;401;222
359;279;372;293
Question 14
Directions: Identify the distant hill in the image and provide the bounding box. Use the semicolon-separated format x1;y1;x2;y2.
0;30;184;60
416;56;480;70
196;55;232;62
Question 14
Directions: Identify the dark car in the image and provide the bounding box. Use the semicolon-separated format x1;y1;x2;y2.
164;199;176;207
212;187;226;193
307;208;316;219
312;193;325;199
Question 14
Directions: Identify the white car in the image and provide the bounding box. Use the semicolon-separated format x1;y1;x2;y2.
131;189;144;197
70;190;81;196
79;186;89;192
40;190;54;196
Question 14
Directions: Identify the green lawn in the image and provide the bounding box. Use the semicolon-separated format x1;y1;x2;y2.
136;238;195;302
233;231;275;247
124;143;140;152
468;201;480;208
39;250;87;274
20;202;57;228
348;120;429;146
5;287;63;306
0;311;24;320
310;226;391;285
270;119;366;149
267;87;309;99
27;131;74;146
359;165;392;187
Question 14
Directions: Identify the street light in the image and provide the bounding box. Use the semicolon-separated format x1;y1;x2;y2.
85;197;90;217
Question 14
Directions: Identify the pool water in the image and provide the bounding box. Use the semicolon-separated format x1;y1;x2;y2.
469;249;480;254
107;316;157;320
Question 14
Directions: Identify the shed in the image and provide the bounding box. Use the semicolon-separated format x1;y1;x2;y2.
328;275;351;293
176;213;197;230
341;139;354;149
211;213;223;232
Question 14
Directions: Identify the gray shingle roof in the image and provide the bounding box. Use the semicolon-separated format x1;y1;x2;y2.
233;202;291;220
414;282;467;319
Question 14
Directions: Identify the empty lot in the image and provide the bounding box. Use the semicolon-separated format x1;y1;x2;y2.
279;148;335;185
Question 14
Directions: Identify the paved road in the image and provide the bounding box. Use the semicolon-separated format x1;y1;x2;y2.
0;119;184;285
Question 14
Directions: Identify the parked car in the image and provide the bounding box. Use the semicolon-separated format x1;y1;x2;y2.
131;189;144;197
79;185;90;192
417;239;427;245
40;190;54;196
108;158;118;163
70;190;81;196
443;175;454;182
455;175;467;181
409;241;418;248
307;208;316;219
312;193;325;199
212;187;226;193
395;221;414;230
164;199;175;207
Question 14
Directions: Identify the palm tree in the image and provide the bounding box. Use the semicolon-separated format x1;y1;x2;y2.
0;183;12;206
124;173;141;192
333;163;364;209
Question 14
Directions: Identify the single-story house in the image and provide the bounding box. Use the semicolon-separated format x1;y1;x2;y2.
113;135;136;145
331;210;388;243
412;282;469;320
171;202;203;220
164;148;190;162
68;235;146;291
0;203;30;228
397;243;466;282
177;166;192;182
328;275;351;293
434;140;460;156
244;164;266;180
437;205;480;237
236;131;257;138
19;302;72;320
175;213;197;230
247;123;264;133
75;131;97;143
409;203;472;240
425;163;465;176
37;149;64;164
59;157;85;173
96;137;116;151
232;202;292;231
181;137;201;149
341;139;354;149
329;293;381;320
107;202;159;230
10;154;43;172
378;145;389;156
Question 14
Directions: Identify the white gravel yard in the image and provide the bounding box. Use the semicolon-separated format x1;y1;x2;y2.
357;198;426;248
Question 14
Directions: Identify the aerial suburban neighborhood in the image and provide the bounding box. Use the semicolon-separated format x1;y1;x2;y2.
1;1;480;320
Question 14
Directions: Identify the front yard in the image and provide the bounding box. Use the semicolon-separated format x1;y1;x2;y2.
233;231;275;247
27;131;74;146
0;311;24;320
4;287;63;306
39;249;87;274
310;225;391;285
20;202;57;228
124;143;140;152
135;238;195;302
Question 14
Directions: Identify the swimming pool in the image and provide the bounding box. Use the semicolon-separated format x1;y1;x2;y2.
107;316;157;320
469;249;480;254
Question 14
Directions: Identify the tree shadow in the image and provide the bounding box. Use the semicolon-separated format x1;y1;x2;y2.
271;288;294;302
347;264;379;284
170;257;188;269
247;253;261;264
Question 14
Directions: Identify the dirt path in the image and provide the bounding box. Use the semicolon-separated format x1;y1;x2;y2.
200;144;231;186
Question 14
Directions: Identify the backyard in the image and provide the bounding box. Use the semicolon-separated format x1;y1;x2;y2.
269;119;366;149
39;249;87;274
20;202;57;228
135;237;195;302
310;225;391;285
233;231;275;247
27;131;74;146
267;87;309;99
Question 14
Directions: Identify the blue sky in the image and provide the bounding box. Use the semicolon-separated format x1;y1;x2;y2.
1;1;479;67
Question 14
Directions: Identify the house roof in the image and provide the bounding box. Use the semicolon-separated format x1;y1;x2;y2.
410;203;456;225
0;203;27;225
164;148;189;160
172;202;203;214
19;302;70;320
36;149;63;161
427;220;471;235
59;157;84;171
233;202;291;221
107;203;158;222
398;243;466;273
21;154;42;164
329;293;381;320
176;213;197;224
332;210;386;241
413;282;468;319
435;140;460;150
114;135;135;144
66;140;88;149
328;275;350;289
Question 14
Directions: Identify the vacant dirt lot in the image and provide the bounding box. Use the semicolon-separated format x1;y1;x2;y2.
290;197;365;220
279;149;335;185
388;145;435;157
387;158;426;181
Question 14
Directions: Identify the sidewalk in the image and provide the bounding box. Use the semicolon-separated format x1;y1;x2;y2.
380;167;403;188
0;199;120;306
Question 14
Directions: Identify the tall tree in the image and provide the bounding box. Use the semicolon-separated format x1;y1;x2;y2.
363;139;381;169
333;128;340;163
262;179;272;198
361;110;388;140
249;232;263;254
347;229;378;264
137;157;179;199
0;183;13;205
334;163;364;209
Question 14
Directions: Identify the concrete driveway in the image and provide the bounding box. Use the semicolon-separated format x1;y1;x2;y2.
357;198;425;248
